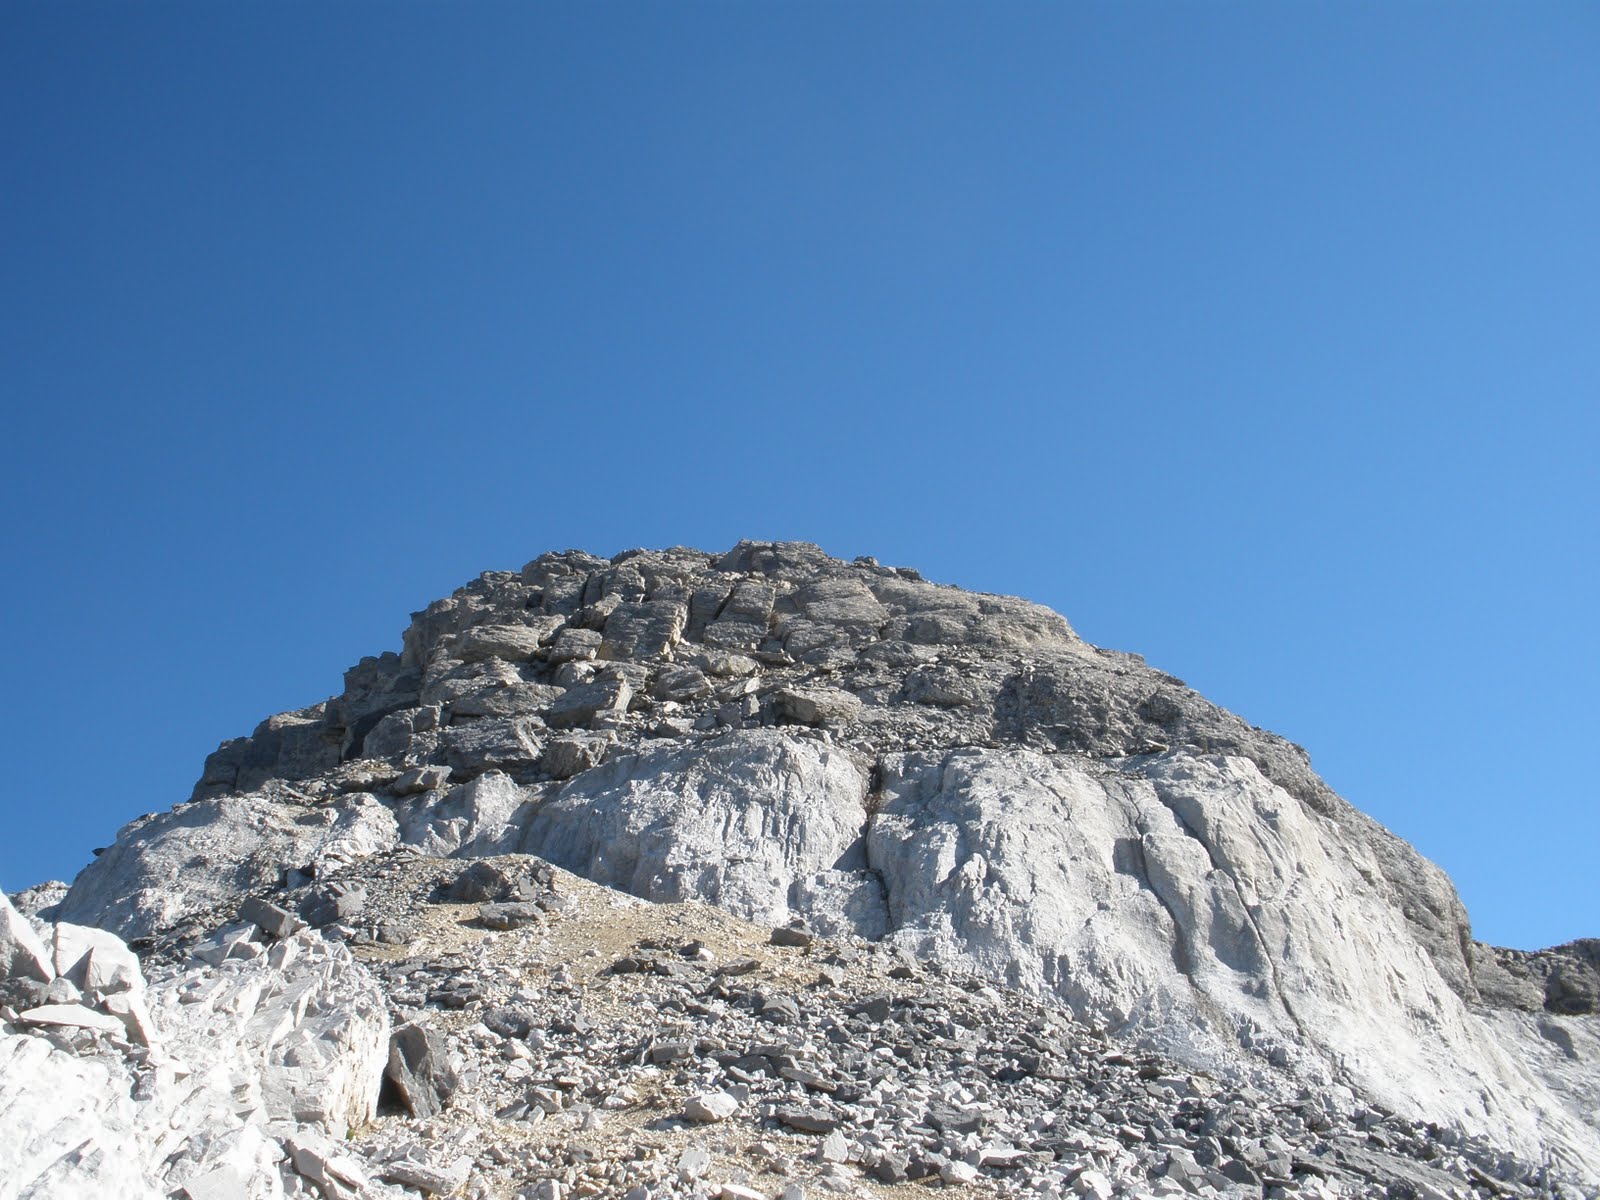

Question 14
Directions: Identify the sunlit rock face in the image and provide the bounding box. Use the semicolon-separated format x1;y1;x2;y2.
41;541;1600;1186
0;890;387;1198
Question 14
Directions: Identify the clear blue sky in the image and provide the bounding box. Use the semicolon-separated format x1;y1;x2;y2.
2;4;1595;950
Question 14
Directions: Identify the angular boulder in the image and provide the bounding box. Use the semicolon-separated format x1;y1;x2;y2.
0;891;53;983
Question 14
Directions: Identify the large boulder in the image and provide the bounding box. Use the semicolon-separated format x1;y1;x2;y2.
153;929;390;1139
0;1031;152;1198
0;910;386;1198
391;771;535;857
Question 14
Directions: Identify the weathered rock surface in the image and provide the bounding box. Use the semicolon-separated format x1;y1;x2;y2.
33;541;1600;1192
0;892;390;1199
56;786;400;941
521;731;876;930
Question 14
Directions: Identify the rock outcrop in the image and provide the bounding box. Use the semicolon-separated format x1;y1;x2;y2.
0;891;388;1199
21;541;1600;1195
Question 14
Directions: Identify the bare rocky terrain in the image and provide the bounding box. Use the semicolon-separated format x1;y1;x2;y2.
4;541;1596;1198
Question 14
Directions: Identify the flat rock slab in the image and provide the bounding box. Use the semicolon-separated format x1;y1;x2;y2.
18;1003;126;1033
546;675;632;729
773;687;862;727
380;1156;472;1196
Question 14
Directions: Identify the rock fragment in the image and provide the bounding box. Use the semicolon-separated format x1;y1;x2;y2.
380;1155;472;1195
771;687;862;727
18;1002;127;1033
393;765;452;795
684;1090;740;1122
769;923;815;949
478;902;543;930
386;1022;458;1118
239;896;306;940
0;893;52;983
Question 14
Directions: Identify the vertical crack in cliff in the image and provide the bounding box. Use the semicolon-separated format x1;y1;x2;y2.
1103;775;1218;1020
1140;770;1353;1092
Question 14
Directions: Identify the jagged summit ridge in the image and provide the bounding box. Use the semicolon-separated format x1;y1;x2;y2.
43;540;1600;1187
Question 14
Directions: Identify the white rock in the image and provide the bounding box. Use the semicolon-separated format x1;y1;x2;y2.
940;1160;979;1184
18;1002;127;1033
677;1145;712;1181
49;922;144;1000
816;1131;849;1164
0;920;390;1198
381;1155;471;1196
169;1126;285;1200
285;1129;376;1196
683;1089;740;1122
0;891;53;983
190;922;258;966
56;791;399;940
102;990;159;1048
391;771;534;857
524;731;881;930
391;765;451;795
167;932;389;1137
7;880;68;921
0;1030;150;1198
42;976;82;1004
865;747;1600;1169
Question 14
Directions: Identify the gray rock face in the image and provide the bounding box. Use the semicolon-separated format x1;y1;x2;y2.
864;748;1597;1166
56;786;400;941
391;770;533;858
545;672;632;729
51;540;1600;1185
772;685;864;727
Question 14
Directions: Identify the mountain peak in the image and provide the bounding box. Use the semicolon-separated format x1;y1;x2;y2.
8;543;1597;1195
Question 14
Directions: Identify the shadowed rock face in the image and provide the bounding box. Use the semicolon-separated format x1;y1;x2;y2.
55;540;1600;1178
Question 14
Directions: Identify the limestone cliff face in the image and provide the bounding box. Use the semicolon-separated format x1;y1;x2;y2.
56;541;1600;1179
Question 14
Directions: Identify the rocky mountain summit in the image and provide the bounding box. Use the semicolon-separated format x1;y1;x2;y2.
5;541;1597;1199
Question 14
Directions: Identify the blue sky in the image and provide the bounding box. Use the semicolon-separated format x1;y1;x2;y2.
2;3;1595;950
